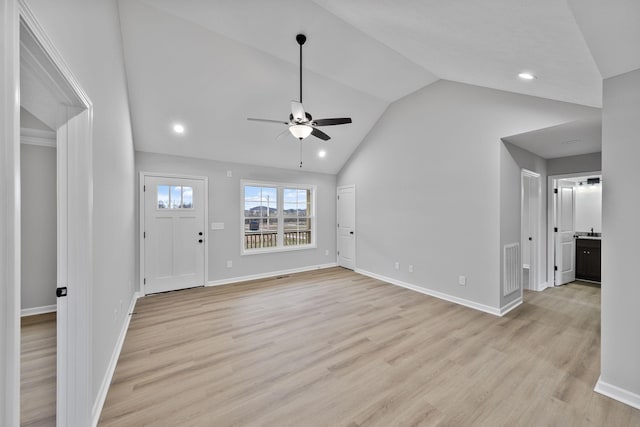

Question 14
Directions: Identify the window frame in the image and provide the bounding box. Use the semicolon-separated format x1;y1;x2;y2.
241;180;317;255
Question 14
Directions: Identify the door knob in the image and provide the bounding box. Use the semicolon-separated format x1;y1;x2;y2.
349;231;354;235
198;232;203;236
198;239;203;243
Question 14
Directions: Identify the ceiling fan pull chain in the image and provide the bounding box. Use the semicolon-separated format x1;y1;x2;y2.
299;142;303;168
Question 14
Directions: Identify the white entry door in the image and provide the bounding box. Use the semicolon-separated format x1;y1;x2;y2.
555;180;576;285
337;185;356;269
143;175;206;294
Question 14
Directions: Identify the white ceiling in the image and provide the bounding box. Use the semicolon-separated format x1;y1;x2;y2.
117;0;638;173
502;116;602;159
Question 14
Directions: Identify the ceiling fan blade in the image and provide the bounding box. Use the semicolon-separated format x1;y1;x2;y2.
312;117;352;126
291;101;305;122
247;118;288;124
311;127;331;141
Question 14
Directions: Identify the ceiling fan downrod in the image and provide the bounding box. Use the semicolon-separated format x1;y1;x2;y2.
296;33;306;104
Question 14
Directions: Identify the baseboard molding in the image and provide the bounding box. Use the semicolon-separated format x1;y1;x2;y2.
499;297;523;316
91;291;141;427
207;263;338;287
21;304;56;317
595;377;640;410
354;269;502;316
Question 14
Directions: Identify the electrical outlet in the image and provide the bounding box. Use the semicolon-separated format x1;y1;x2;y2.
226;260;233;268
226;170;232;177
394;261;400;270
325;249;329;256
409;265;414;273
458;275;466;286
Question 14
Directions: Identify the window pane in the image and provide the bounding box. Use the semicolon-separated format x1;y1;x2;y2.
157;185;169;209
182;186;193;208
284;218;298;231
170;186;182;208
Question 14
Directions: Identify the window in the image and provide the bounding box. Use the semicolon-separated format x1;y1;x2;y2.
157;185;193;209
242;181;316;254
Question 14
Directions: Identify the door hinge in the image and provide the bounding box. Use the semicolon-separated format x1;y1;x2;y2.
554;227;558;232
144;185;146;192
554;266;558;271
144;231;146;238
554;188;558;194
337;195;340;200
144;278;146;285
337;251;339;255
56;287;67;297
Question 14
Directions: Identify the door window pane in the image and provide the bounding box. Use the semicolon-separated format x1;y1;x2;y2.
157;185;194;209
157;185;170;209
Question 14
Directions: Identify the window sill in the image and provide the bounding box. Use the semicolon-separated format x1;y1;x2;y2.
241;244;317;256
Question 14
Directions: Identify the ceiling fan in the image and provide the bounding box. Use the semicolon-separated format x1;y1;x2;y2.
247;34;352;142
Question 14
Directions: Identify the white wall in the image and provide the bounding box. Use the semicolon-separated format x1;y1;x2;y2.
25;0;136;410
575;183;602;233
338;80;598;311
600;67;640;403
136;151;337;285
547;152;601;176
20;143;56;311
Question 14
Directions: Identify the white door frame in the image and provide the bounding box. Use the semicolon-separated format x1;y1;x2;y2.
547;170;601;287
2;1;94;425
336;184;356;268
139;172;209;295
521;169;541;291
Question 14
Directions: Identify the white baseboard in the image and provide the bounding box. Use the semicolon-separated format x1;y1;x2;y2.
91;291;141;427
499;297;523;316
21;304;56;317
354;268;502;316
595;377;640;410
207;263;338;287
536;281;550;291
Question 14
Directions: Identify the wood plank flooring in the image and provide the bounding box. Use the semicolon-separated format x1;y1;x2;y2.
21;312;56;427
99;269;640;426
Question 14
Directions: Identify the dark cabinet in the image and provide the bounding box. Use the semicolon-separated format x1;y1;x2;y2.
575;238;601;282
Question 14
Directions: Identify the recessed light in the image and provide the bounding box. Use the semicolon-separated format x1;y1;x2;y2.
518;72;536;80
173;123;185;134
562;139;580;145
318;150;326;158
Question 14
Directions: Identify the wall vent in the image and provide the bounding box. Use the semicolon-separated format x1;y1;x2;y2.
503;243;521;296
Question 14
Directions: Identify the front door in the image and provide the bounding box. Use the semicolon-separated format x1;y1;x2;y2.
555;179;576;285
337;185;356;270
144;176;206;294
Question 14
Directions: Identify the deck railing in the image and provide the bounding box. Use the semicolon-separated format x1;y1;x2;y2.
244;231;311;249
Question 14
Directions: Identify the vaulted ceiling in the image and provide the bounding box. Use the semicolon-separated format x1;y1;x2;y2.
117;0;640;173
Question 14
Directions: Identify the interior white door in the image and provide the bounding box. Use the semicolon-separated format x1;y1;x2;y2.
337;185;356;270
555;180;576;285
144;176;206;294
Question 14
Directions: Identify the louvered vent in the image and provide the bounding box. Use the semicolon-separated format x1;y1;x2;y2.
503;243;521;296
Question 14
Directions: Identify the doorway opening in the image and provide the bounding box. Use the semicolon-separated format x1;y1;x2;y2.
547;172;602;287
15;4;94;426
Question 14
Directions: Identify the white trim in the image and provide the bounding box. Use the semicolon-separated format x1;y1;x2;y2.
139;172;209;295
499;297;523;316
91;291;140;427
521;169;541;293
21;127;56;147
21;304;56;317
207;263;337;287
0;0;21;424
595;377;640;410
354;268;504;316
535;281;550;292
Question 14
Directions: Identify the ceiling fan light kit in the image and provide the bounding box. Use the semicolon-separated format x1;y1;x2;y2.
247;34;352;166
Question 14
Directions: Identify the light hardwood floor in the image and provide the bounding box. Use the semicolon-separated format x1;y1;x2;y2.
99;268;640;426
21;312;56;427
